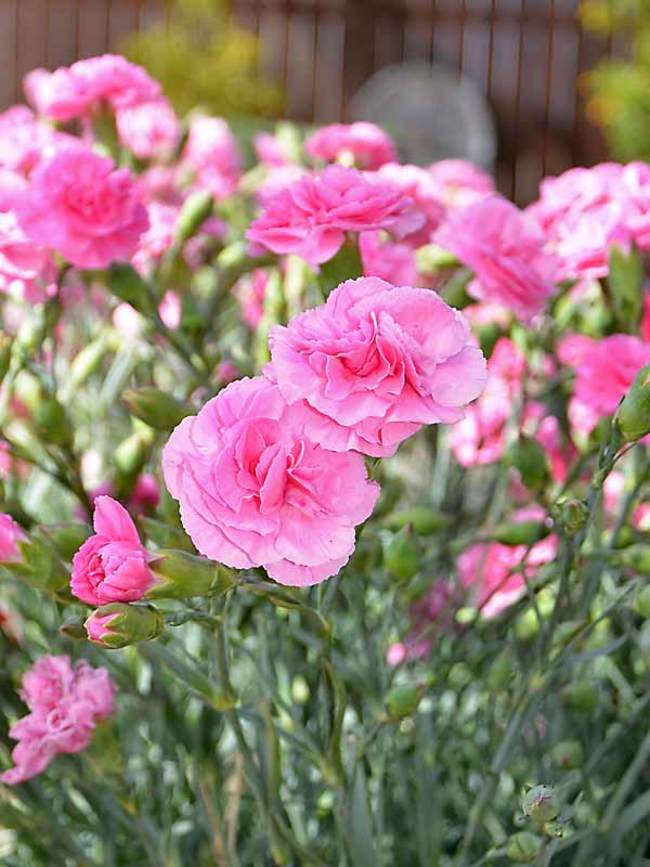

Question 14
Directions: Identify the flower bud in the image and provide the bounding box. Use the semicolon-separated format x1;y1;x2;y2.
522;785;560;825
618;544;650;575
115;426;155;477
85;603;164;648
506;436;550;491
415;244;459;273
0;333;12;383
147;549;235;600
106;263;154;315
551;739;584;771
386;682;424;720
33;397;72;447
488;650;516;691
506;831;543;862
634;585;650;619
608;243;644;331
561;680;599;713
551;497;589;535
382;506;452;535
615;363;650;442
123;387;192;432
174;190;214;244
492;520;549;546
384;526;420;581
64;333;111;395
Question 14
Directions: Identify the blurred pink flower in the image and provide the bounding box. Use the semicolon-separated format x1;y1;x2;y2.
130;474;160;513
0;106;75;176
435;196;559;321
360;231;419;285
254;132;292;167
116;98;180;161
388;580;457;664
133;202;178;274
375;162;446;246
0;513;25;561
247;165;424;266
1;655;115;785
305;122;396;170
0;211;55;302
17;147;148;269
70;495;154;605
526;162;650;282
159;290;182;330
183;115;242;200
162;375;380;586
267;276;487;457
234;268;268;329
427;159;495;209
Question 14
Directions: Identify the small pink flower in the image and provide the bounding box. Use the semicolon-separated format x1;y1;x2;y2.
130;474;160;513
0;106;75;176
305;122;397;170
1;655;115;785
234;268;268;330
268;276;487;457
389;580;458;663
159;290;182;330
427;159;495;209
360;231;419;286
132;202;179;274
247;165;424;266
17;147;148;269
116;98;180;161
435;196;559;321
85;611;117;643
0;211;54;302
254;132;292;167
375;162;446;246
458;507;556;619
183;116;242;200
70;496;154;605
162;376;380;586
0;513;25;561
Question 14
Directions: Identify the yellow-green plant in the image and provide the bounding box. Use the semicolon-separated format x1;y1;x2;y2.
122;0;282;118
581;0;650;161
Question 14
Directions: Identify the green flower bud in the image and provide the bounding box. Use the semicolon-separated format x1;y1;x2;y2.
382;506;452;535
384;526;420;581
105;263;154;315
147;549;235;600
618;544;650;575
506;831;543;862
488;650;516;691
492;520;549;546
85;603;164;648
551;497;589;535
506;436;550;491
551;739;584;770
33;397;72;447
174;190;214;244
522;785;560;825
0;332;12;384
123;387;192;432
561;680;599;713
615;363;650;442
608;243;644;332
386;682;424;720
114;426;155;477
415;243;459;273
64;333;111;395
634;585;650;619
217;240;248;270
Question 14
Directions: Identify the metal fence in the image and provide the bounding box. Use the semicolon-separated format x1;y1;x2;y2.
0;0;624;201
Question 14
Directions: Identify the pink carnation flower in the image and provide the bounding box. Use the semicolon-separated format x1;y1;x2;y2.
182;115;242;200
305;122;397;170
458;507;556;619
0;513;25;561
70;496;154;605
254;132;293;167
526;162;650;282
360;231;419;286
558;333;650;439
247;165;424;266
435;196;559;321
0;211;55;302
162;376;380;586
116;98;180;161
0;106;75;176
267;276;487;457
375;162;446;246
427;159;495;209
17;147;148;269
1;655;115;785
25;54;160;121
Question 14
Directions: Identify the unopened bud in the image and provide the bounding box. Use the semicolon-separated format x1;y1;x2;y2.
386;682;424;720
522;785;560;825
634;585;650;619
147;549;235;600
123;387;191;432
506;831;543;862
384;526;420;581
615;363;650;442
174;190;214;244
64;333;110;395
488;650;515;690
0;333;12;383
415;244;459;273
106;263;154;315
552;497;589;535
382;506;452;535
551;740;584;770
492;520;549;546
85;603;164;648
618;544;650;575
115;426;155;477
33;397;72;447
507;436;550;491
561;680;599;713
608;243;644;331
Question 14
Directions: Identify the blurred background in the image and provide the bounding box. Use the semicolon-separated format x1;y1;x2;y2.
0;0;642;203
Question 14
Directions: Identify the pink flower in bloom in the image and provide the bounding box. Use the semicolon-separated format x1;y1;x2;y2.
305;122;397;170
25;55;161;121
458;507;556;619
247;166;424;266
0;513;25;561
267;277;487;457
427;159;495;209
558;333;650;439
450;338;525;467
162;376;380;586
435;196;559;321
526;162;650;282
0;106;75;176
0;211;55;302
183;116;242;200
235;268;269;330
375;162;446;246
70;496;154;605
17;147;148;269
1;655;115;785
360;231;419;286
254;132;292;167
116;98;180;161
132;202;178;274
